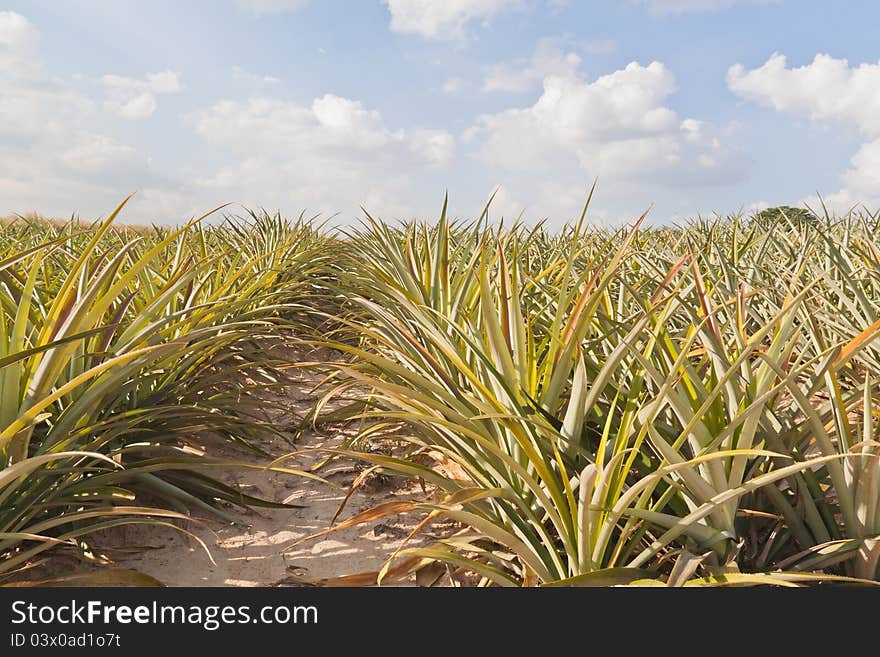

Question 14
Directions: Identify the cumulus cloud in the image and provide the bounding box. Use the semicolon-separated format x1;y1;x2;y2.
385;0;520;40
728;53;880;137
464;58;748;223
190;94;454;217
408;128;455;164
0;11;167;219
57;134;138;175
483;38;581;93
194;94;453;165
102;70;182;119
728;53;880;210
0;11;457;223
472;61;745;182
0;10;38;77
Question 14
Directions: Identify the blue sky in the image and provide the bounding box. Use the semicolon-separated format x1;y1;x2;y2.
1;0;879;226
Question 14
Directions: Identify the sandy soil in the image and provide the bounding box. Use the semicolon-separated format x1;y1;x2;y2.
95;346;455;587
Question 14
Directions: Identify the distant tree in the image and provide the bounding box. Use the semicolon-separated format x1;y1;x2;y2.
753;205;819;225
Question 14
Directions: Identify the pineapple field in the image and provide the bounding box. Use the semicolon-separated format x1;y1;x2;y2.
3;196;880;587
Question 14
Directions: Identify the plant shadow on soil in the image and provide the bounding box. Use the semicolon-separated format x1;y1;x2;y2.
28;344;464;587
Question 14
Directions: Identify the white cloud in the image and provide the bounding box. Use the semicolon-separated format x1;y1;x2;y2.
0;10;38;76
639;0;775;13
190;94;454;217
464;59;748;223
102;70;182;119
385;0;520;40
729;53;880;211
728;54;880;138
0;12;165;219
0;11;35;50
472;61;745;184
483;38;581;93
194;94;453;164
57;133;138;174
0;80;93;140
749;200;770;212
0;11;456;223
409;128;455;164
232;65;280;85
235;0;309;14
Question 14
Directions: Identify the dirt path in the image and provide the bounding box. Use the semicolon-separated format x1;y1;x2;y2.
103;347;445;587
